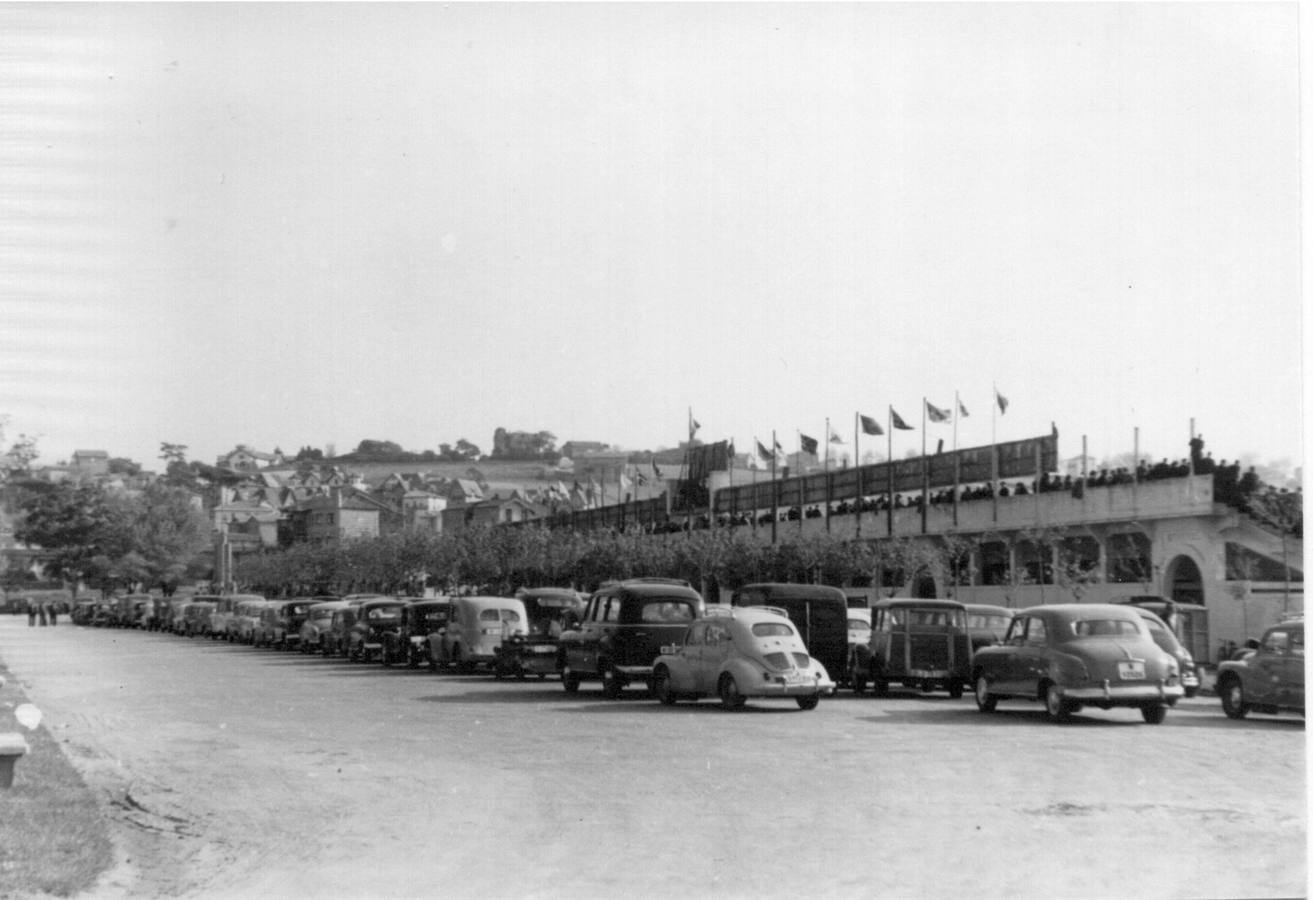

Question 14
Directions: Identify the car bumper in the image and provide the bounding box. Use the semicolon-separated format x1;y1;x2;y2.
1060;682;1185;704
752;679;836;698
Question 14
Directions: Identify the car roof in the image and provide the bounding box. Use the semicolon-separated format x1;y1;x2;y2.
738;582;848;599
454;596;523;607
1022;604;1143;620
599;580;701;599
872;598;968;610
702;605;794;626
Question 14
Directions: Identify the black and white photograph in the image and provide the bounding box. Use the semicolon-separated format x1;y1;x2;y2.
0;3;1304;898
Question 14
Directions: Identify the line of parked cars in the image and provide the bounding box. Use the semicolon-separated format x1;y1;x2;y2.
76;582;1303;721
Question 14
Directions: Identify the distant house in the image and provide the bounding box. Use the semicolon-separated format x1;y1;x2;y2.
402;489;446;532
216;445;286;472
211;497;281;550
71;450;109;476
441;494;541;532
448;479;485;507
560;441;608;459
288;490;381;543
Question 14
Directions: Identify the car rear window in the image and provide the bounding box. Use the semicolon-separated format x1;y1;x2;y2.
906;609;965;627
368;608;401;620
479;608;521;622
752;622;795;638
1071;619;1142;637
640;601;696;623
848;619;871;632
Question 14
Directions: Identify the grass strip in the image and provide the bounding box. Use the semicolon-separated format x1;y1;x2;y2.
0;660;114;898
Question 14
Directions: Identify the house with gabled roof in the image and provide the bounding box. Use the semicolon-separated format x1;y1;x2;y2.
448;479;484;506
71;449;109;476
216;445;286;472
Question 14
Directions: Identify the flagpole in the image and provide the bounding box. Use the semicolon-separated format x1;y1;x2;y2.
771;429;778;545
751;436;759;536
823;417;831;533
991;383;999;524
886;406;894;536
854;413;862;539
952;390;961;527
796;430;804;533
921;397;928;535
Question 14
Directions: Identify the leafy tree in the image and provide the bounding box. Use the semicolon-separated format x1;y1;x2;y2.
126;483;212;594
108;457;142;477
14;482;132;597
295;446;325;461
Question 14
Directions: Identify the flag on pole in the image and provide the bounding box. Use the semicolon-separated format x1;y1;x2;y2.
829;427;844;444
634;469;647;486
926;400;951;423
859;414;884;436
747;451;761;470
652;461;663;479
756;440;774;463
688;412;701;440
800;434;819;456
619;472;633;492
890;408;914;430
957;398;970;418
995;389;1009;414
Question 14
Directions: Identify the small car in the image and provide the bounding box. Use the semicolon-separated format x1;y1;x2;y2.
1215;620;1304;720
321;606;360;658
381;599;452;668
844;608;872;687
493;588;585;680
347;598;409;663
299;600;349;654
652;606;835;710
434;596;528;671
971;604;1184;724
1132;608;1200;698
253;599;319;649
182;600;218;637
731;583;850;690
964;604;1015;652
232;598;272;644
854;599;973;697
558;578;705;697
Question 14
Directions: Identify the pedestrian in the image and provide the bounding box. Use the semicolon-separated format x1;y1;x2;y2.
38;601;48;627
26;597;36;627
49;602;58;626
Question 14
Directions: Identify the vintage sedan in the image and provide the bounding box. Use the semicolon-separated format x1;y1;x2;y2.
1132;608;1200;698
964;604;1015;652
651;606;835;710
971;604;1184;724
381;599;452;668
298;601;349;655
347;598;409;663
493;588;585;680
1215;620;1304;720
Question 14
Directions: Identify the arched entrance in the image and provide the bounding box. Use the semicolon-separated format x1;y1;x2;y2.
912;572;937;598
1163;555;1204;606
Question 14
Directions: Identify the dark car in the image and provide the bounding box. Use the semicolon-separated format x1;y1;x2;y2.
321;606;359;658
182;599;219;637
1132;608;1201;698
493;588;585;680
731;583;850;690
347;599;409;663
381;599;452;668
854;598;973;697
558;578;704;697
971;604;1184;724
1215;620;1304;720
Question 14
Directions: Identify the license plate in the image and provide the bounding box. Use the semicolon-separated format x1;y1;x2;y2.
784;672;806;685
1118;661;1146;680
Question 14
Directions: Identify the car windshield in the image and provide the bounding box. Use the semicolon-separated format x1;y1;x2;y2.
418;612;449;628
968;614;1011;632
1070;618;1142;638
905;609;964;627
641;600;696;623
752;622;795;638
367;607;401;620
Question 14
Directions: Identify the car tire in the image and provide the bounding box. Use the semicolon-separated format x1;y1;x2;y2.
872;677;889;698
850;668;867;695
974;674;997;712
796;693;820;711
718;674;745;710
1141;704;1167;724
562;664;580;694
948;681;964;700
1184;686;1198;699
653;667;677;706
1042;682;1071;723
600;664;622;699
381;645;393;667
1220;678;1249;720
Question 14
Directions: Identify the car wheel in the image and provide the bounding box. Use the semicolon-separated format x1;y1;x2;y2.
872;677;889;698
1220;678;1249;720
718;674;745;710
600;664;622;699
974;674;997;712
562;664;581;694
796;693;820;711
1043;682;1071;723
1141;704;1168;725
381;645;393;667
408;651;420;670
653;667;677;706
850;668;867;695
948;681;964;700
1184;686;1198;699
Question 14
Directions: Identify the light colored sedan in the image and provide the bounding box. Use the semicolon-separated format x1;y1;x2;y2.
651;606;835;710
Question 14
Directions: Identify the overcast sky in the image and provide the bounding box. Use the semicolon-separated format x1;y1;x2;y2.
1;3;1302;474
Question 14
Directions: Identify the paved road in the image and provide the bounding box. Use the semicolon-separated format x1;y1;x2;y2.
0;616;1304;899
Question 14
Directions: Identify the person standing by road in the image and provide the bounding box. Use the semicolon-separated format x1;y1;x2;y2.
26;598;36;627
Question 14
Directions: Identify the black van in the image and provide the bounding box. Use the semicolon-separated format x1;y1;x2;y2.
731;583;850;686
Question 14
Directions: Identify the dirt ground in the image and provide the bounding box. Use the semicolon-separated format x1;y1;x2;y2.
0;616;1305;899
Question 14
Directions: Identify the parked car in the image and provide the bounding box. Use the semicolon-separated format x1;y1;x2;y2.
114;594;154;628
254;597;327;649
434;596;528;671
971;604;1184;724
233;598;272;644
558;578;705;697
854;599;973;697
71;599;99;626
209;594;266;642
321;606;361;658
651;606;835;710
965;604;1015;652
493;588;585;680
1215;620;1304;720
382;599;452;668
1132;608;1201;698
182;599;219;637
159;597;192;634
731;583;850;692
299;601;349;655
1113;595;1210;665
347;598;410;663
844;608;872;687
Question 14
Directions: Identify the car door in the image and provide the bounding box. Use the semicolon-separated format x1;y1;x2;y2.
696;622;734;693
1017;616;1051;697
990;616;1031;695
671;621;707;693
1285;626;1305;709
1250;628;1289;707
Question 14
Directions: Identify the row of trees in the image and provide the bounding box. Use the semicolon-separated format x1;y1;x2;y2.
229;524;1143;602
4;480;212;597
